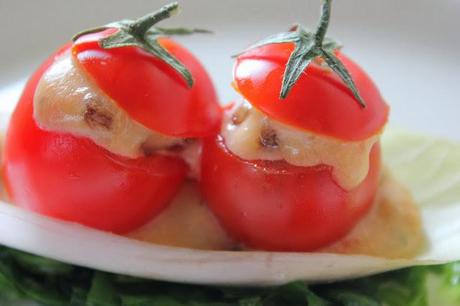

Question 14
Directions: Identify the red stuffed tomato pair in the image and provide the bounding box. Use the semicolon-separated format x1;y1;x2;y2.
3;2;389;252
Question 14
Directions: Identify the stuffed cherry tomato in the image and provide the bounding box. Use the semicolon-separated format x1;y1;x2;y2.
3;3;221;233
201;0;389;251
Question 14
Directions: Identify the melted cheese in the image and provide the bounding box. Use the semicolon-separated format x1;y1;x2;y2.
128;172;423;258
222;101;379;190
322;170;425;258
34;51;183;159
0;129;423;257
128;180;235;250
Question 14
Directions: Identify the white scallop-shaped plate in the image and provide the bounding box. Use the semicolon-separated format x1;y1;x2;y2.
0;0;459;286
0;129;458;286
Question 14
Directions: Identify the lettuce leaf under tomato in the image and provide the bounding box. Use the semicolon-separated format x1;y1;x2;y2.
0;245;459;306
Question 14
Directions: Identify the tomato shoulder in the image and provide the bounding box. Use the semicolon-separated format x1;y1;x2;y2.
73;29;222;137
234;43;389;141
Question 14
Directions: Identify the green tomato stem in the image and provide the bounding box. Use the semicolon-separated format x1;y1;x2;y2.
314;0;332;46
129;2;179;39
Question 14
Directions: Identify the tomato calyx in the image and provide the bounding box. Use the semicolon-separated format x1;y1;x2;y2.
72;2;210;87
236;0;365;107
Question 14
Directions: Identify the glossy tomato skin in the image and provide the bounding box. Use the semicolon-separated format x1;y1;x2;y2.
73;29;222;138
3;46;188;233
234;43;389;141
201;135;381;251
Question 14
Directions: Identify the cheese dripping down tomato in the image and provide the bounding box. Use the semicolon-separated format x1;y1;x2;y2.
34;50;184;159
222;100;379;190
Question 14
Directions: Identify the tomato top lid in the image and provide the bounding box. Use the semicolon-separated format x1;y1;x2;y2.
233;0;389;141
71;2;222;137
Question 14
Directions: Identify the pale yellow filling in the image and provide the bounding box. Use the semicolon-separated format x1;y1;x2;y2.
127;171;423;258
221;101;379;190
128;180;235;250
0;122;422;258
322;170;425;258
34;51;184;159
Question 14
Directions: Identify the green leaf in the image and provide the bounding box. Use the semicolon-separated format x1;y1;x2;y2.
280;42;317;98
378;268;428;306
323;289;380;306
71;2;199;88
0;260;23;300
9;249;73;276
99;31;143;49
0;244;458;306
122;295;183;306
128;2;179;38
72;27;111;42
320;49;365;107
234;0;366;107
86;272;120;306
70;287;88;306
382;130;460;208
14;276;68;306
153;27;212;36
144;40;194;87
426;262;460;306
238;296;262;306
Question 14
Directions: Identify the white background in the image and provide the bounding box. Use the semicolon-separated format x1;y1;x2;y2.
0;0;459;140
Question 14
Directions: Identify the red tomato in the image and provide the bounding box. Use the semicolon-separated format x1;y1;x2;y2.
73;29;222;137
234;43;389;141
201;135;381;251
2;46;188;233
201;41;387;251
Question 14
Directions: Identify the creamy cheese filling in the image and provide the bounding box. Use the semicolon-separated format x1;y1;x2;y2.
34;51;198;165
221;101;379;190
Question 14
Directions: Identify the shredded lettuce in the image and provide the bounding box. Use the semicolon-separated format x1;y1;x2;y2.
0;246;458;306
